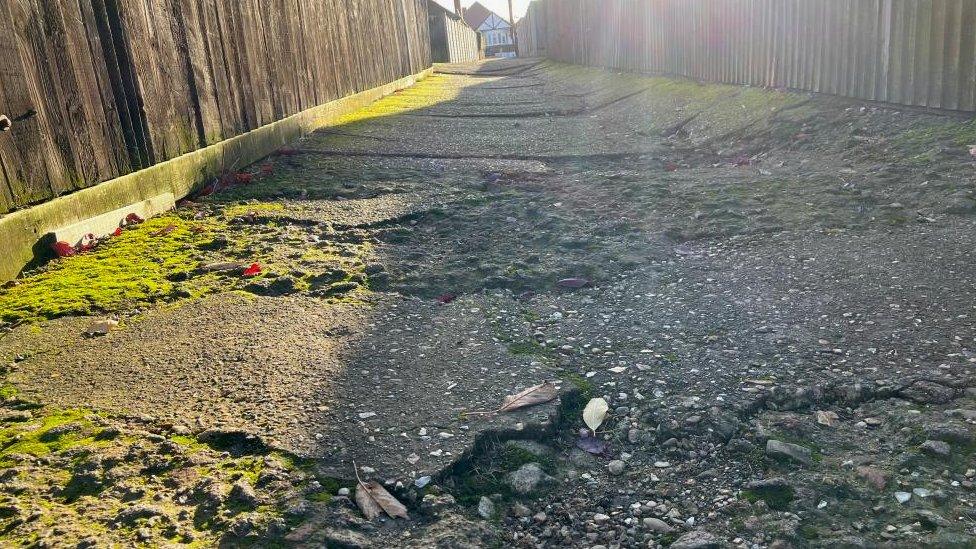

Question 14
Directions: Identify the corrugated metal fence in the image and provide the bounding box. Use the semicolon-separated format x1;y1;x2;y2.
0;0;431;215
518;0;976;112
428;1;479;63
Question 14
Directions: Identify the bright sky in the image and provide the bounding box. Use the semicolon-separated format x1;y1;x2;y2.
431;0;532;22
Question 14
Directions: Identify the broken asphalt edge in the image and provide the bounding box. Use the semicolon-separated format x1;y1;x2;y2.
0;67;435;283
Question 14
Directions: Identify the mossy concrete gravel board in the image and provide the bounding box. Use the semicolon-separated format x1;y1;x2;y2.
50;192;175;247
0;68;434;282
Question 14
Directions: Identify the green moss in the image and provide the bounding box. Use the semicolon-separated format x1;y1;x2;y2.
741;485;795;511
0;408;95;466
507;340;550;357
219;455;264;485
0;216;223;324
0;384;18;400
170;435;209;453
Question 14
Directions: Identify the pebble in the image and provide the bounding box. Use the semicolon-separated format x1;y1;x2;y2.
608;460;626;476
895;491;911;504
477;496;495;519
642;517;673;533
920;440;951;458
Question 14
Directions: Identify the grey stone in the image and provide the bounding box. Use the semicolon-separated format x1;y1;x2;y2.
608;459;626;476
477;496;495;519
920;439;951;458
642;517;674;533
506;463;552;495
766;439;812;465
670;530;727;549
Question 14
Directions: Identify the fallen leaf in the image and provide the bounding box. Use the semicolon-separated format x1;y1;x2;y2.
242;263;262;277
498;382;559;413
576;429;609;455
124;213;144;225
51;241;77;258
355;481;408;520
583;397;609;433
556;278;590;289
816;410;839;427
112;227;123;237
85;319;118;336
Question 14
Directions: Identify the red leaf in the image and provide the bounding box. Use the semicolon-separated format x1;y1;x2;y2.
235;172;253;185
112;227;123;237
124;213;144;225
52;241;77;258
436;292;457;304
242;263;262;277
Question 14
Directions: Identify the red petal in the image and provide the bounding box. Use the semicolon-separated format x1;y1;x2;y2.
52;241;77;258
242;263;262;277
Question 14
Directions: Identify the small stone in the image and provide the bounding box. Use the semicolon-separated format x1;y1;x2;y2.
920;440;951;458
533;511;547;524
506;463;553;495
642;517;674;533
477;496;495;519
894;491;911;504
608;460;626;476
337;487;350;497
512;503;531;517
670;530;725;549
856;466;887;490
593;513;610;522
766;439;812;465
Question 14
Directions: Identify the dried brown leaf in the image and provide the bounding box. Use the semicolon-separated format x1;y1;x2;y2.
356;481;408;520
498;382;559;413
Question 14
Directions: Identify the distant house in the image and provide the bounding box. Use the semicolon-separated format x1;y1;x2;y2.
462;2;516;58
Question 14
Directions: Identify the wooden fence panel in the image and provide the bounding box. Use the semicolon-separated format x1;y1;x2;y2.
0;0;431;214
518;0;976;113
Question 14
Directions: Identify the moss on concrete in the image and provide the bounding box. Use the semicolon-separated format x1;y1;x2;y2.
0;216;227;324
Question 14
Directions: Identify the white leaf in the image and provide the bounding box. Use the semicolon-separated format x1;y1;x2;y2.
582;398;609;433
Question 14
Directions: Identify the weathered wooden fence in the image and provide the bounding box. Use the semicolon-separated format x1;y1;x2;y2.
428;1;479;63
518;0;976;112
0;0;431;215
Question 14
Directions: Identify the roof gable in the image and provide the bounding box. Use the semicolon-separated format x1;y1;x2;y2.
463;1;510;31
478;13;511;31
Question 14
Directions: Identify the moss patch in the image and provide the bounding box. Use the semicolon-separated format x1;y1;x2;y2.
0;408;97;467
0;216;223;324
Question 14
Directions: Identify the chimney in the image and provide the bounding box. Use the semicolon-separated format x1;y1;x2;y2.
454;0;462;16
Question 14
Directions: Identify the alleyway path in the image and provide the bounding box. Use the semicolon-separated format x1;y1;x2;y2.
2;59;976;546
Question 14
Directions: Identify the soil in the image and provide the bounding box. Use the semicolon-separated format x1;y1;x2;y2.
1;58;976;547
